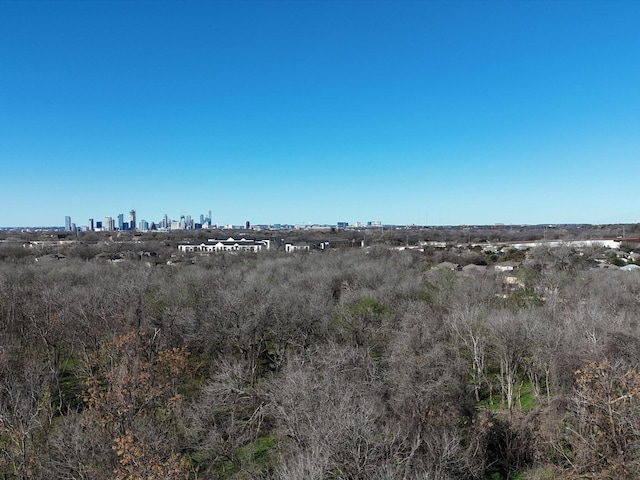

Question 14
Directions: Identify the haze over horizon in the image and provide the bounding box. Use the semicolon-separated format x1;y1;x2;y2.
1;0;639;228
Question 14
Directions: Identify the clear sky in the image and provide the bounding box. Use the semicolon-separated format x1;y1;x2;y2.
1;0;639;228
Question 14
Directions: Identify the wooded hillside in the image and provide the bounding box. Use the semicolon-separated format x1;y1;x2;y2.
2;237;640;479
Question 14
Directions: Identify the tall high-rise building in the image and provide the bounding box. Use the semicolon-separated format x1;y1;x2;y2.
65;216;72;231
129;210;136;230
207;210;212;224
117;213;124;230
104;216;115;231
89;218;94;231
162;214;169;229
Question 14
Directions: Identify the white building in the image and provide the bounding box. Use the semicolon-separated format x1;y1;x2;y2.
178;237;270;253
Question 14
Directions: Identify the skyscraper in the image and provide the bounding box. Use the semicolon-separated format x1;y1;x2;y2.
129;210;136;231
117;213;124;230
89;218;94;231
65;216;72;231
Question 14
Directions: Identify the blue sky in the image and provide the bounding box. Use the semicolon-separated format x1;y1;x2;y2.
1;0;639;227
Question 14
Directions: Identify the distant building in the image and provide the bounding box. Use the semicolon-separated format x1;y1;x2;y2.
104;216;115;231
65;216;72;231
89;218;94;231
129;210;136;230
178;237;271;253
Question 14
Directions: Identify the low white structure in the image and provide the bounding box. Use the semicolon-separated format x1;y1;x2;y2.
509;239;621;250
494;261;520;272
178;237;270;253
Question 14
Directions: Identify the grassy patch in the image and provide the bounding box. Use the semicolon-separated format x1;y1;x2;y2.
214;434;279;479
517;384;537;412
476;382;538;412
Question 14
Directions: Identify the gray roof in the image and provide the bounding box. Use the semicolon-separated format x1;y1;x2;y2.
620;264;640;271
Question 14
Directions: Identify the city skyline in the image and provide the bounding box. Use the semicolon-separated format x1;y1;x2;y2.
59;209;386;232
2;1;640;228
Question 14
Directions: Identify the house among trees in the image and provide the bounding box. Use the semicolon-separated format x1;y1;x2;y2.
178;237;270;253
433;261;461;271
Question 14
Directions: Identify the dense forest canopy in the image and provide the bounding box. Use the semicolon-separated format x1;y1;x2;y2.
2;227;640;479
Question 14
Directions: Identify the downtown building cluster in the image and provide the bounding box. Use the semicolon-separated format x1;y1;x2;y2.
64;209;214;232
